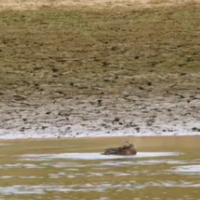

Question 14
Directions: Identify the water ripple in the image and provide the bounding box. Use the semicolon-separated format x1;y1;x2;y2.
170;165;200;175
1;181;200;195
0;163;42;169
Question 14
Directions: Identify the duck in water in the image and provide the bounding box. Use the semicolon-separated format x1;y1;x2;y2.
102;141;137;156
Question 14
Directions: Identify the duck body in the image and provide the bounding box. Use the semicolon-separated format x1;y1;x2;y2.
102;141;137;156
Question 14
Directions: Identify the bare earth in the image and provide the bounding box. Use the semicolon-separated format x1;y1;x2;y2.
0;1;200;139
0;0;200;10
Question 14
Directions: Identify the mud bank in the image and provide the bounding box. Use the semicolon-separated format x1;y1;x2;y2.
0;2;200;139
1;91;200;139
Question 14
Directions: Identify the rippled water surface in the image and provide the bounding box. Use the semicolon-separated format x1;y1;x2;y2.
0;137;200;200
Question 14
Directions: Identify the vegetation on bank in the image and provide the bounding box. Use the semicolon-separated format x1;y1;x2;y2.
0;4;200;99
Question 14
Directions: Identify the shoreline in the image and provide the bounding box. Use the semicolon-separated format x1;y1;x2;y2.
1;93;200;140
0;128;200;140
0;134;200;140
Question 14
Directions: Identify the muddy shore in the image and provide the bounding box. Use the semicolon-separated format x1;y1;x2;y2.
0;1;200;139
1;89;200;139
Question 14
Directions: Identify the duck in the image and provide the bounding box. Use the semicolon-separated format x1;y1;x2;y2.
101;141;137;156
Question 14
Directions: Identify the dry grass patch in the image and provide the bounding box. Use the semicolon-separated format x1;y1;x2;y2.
0;4;200;101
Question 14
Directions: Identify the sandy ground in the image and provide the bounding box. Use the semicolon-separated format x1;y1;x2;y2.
0;0;199;10
0;1;200;139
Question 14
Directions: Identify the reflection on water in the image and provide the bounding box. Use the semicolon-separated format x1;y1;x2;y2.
20;152;181;161
0;137;200;200
171;165;200;175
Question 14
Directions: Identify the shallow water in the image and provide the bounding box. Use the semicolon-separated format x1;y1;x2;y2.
0;137;200;200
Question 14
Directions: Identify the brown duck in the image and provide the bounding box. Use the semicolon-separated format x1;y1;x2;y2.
102;141;137;156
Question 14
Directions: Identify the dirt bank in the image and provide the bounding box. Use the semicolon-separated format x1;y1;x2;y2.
0;2;200;139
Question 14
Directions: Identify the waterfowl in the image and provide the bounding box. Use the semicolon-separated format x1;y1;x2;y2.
102;141;137;156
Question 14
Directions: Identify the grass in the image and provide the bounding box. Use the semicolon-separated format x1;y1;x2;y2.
0;4;200;100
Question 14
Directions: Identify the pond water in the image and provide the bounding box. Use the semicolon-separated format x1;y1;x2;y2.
0;136;200;200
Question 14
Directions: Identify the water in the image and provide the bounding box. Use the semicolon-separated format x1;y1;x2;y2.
0;137;200;200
